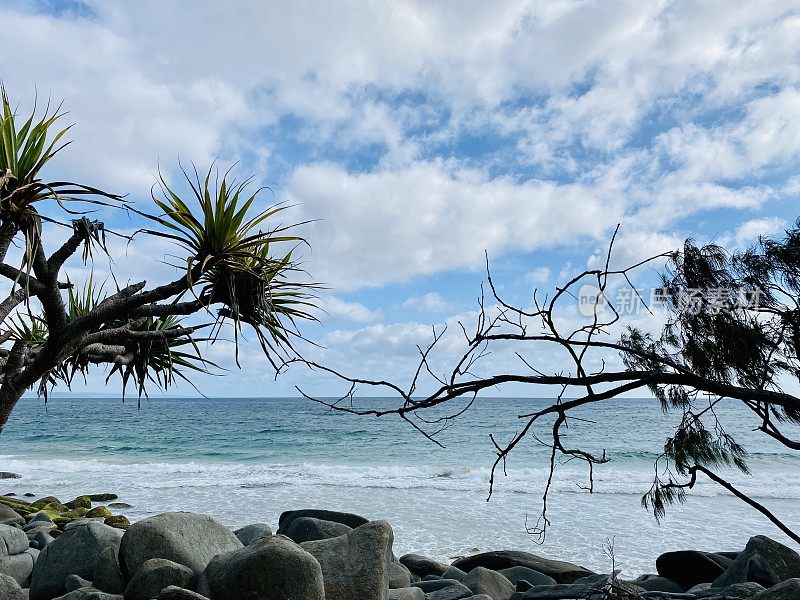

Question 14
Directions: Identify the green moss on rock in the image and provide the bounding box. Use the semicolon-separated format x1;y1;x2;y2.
85;506;112;518
88;493;118;502
104;515;130;529
65;495;92;510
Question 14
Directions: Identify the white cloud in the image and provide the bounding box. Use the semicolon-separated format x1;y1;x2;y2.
724;217;787;249
403;292;452;314
319;296;382;323
524;267;551;285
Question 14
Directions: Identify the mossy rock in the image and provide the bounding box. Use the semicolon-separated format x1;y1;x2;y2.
31;496;61;509
0;496;36;515
42;501;69;513
65;495;92;510
88;493;118;502
104;514;130;529
85;506;112;518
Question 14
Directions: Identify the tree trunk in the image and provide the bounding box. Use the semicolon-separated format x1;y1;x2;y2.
0;386;23;434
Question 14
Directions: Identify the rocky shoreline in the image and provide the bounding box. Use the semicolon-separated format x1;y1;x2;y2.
0;492;799;599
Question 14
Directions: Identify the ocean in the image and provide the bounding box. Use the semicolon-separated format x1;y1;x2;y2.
2;395;799;577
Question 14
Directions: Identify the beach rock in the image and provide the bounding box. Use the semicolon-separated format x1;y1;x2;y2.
107;504;132;510
442;566;468;582
498;567;556;587
30;522;123;600
66;574;93;591
0;472;21;479
52;589;123;599
85;508;112;519
0;547;36;586
0;504;25;527
103;516;129;530
713;536;800;588
87;495;118;502
124;558;193;600
464;567;514;600
389;588;425;600
301;520;393;600
32;531;56;550
93;547;124;594
118;512;242;577
285;516;352;543
425;582;474;600
0;572;27;600
752;578;800;599
157;587;211;600
399;553;450;577
697;581;765;597
277;508;369;534
452;551;593;584
1;523;32;556
468;596;494;600
197;533;324;600
389;560;412;588
65;497;92;511
233;523;272;546
414;579;464;592
630;573;684;592
656;550;734;589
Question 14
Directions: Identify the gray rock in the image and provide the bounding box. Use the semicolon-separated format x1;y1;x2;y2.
414;578;464;592
30;522;123;600
464;567;514;600
426;582;474;600
52;589;123;600
107;504;132;510
389;588;425;600
713;536;800;588
630;573;684;593
118;512;242;577
66;574;93;592
28;513;55;526
753;578;800;599
157;587;211;600
301;520;393;600
0;472;21;479
0;524;31;556
64;519;106;531
197;533;324;600
511;580;644;599
0;505;25;527
277;509;368;534
442;566;468;582
452;552;593;584
124;558;193;600
697;581;765;597
93;547;125;594
468;596;494;600
285;516;352;543
656;550;733;589
32;531;55;550
0;573;26;600
233;523;272;546
0;550;36;586
399;553;450;577
498;567;556;587
389;560;412;588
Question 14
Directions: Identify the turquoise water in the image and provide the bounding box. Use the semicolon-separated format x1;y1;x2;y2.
2;395;800;575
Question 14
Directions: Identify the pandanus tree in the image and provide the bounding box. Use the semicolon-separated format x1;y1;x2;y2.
0;89;316;432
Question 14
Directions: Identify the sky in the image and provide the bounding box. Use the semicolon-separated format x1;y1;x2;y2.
3;0;800;398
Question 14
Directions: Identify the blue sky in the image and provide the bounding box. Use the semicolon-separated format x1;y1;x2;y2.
3;0;800;397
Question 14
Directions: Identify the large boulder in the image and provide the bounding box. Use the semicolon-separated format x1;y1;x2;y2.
753;578;800;599
94;547;125;594
197;533;324;600
233;523;271;546
285;516;352;543
388;561;412;588
30;521;123;600
629;573;684;593
158;587;211;600
0;523;31;556
424;582;473;600
452;551;593;584
697;582;765;597
277;509;369;534
713;536;800;588
124;558;193;600
656;550;734;589
118;512;242;577
52;589;123;599
389;589;425;600
464;566;515;600
301;520;393;600
0;573;27;600
498;566;556;587
0;504;25;527
399;553;449;578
